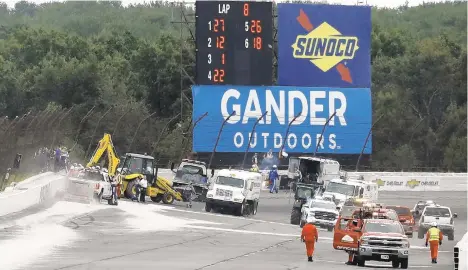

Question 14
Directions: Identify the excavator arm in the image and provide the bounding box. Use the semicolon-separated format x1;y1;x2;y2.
86;133;120;176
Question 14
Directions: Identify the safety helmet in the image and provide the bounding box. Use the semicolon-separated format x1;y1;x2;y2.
431;222;438;227
272;165;277;168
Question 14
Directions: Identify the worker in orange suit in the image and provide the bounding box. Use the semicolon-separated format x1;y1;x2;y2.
301;221;318;262
425;222;443;264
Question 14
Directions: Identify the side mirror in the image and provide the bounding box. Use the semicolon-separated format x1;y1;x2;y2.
211;169;215;177
170;162;175;171
453;213;458;218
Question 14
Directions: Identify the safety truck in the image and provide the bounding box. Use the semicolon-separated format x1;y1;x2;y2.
205;169;262;216
322;178;378;211
333;206;410;268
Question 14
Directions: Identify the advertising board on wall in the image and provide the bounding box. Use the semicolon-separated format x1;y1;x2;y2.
277;3;371;88
192;85;372;154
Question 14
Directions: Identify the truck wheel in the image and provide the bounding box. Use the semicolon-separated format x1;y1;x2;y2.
205;203;212;212
357;257;365;267
299;220;305;228
448;232;454;241
290;208;301;225
252;201;258;215
162;192;174;204
392;260;399;268
151;194;163;203
417;229;425;239
94;190;103;203
124;180;136;199
236;202;245;216
400;258;408;269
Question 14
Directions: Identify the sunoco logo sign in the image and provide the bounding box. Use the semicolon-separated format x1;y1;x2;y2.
291;9;358;83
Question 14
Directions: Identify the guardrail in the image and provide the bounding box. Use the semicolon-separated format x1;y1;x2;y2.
454;232;468;270
0;172;66;217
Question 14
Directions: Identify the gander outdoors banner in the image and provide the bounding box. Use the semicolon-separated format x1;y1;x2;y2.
277;3;371;88
191;85;372;154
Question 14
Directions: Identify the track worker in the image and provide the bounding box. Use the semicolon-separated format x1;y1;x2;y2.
269;165;279;193
301;220;318;262
425;222;443;264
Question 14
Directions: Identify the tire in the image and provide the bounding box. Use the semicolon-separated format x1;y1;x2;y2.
94;189;103;203
299;220;305;228
290;208;301;225
448;232;455;241
124;180;136;199
252;201;258;215
236;202;246;216
357;257;365;267
400;258;408;269
162;192;174;204
205;203;212;212
151;194;163;203
417;229;425;239
392;260;400;268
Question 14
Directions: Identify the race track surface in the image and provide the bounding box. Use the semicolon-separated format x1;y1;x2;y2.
0;190;465;270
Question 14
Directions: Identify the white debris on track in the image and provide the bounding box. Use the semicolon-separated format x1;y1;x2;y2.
118;201;222;232
0;224;79;270
0;201;108;270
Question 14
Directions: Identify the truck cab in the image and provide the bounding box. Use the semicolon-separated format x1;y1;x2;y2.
287;156;340;186
171;159;209;199
205;169;262;216
323;178;378;211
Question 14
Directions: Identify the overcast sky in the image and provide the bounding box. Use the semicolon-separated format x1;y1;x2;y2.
2;0;461;9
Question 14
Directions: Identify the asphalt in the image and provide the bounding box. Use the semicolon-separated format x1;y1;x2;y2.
0;190;465;270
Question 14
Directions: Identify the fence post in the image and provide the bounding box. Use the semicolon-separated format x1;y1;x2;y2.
84;105;114;159
178;112;208;162
70;105;97;152
242;111;267;169
314;111;337;156
278;113;302;159
356;114;384;172
152;112;181;158
128;111;157;153
208;111;236;169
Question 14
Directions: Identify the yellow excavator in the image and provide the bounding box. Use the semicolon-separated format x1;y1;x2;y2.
88;133;183;204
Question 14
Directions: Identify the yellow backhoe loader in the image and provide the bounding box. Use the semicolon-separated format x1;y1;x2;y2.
87;134;183;204
116;153;183;204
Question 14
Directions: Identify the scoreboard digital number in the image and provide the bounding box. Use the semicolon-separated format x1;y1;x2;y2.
195;1;273;86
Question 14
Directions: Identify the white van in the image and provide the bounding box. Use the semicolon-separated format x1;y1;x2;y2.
205;169;262;216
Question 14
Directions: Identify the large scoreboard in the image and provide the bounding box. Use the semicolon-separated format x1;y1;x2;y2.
195;1;273;86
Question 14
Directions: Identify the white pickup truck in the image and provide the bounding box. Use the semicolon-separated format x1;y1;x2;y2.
67;168;117;205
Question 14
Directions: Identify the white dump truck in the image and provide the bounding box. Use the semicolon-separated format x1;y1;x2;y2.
205;169;262;216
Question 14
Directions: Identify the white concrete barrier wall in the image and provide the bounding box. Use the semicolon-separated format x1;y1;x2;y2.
455;232;468;270
0;172;66;217
160;169;466;191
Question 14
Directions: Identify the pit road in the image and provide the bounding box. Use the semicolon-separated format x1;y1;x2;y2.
0;190;465;270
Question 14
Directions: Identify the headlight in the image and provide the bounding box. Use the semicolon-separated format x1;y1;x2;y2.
360;238;368;245
401;240;410;248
